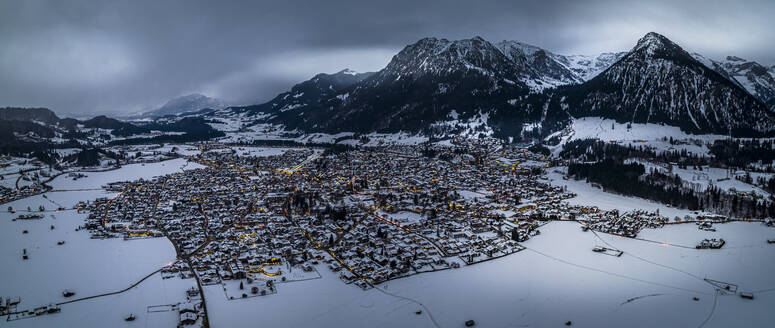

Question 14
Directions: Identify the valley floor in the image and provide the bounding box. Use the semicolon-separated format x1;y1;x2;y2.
1;159;204;327
1;145;773;328
202;221;774;328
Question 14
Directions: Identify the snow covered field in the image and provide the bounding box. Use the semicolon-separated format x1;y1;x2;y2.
560;117;725;144
548;117;725;157
230;147;292;157
47;158;205;191
458;189;493;201
4;272;196;328
202;221;774;328
544;167;699;219
0;159;39;175
1;158;206;327
355;132;429;146
216;121;429;147
0;173;22;189
380;210;423;225
3;146;773;327
203;264;434;328
628;159;774;197
0;203;177;316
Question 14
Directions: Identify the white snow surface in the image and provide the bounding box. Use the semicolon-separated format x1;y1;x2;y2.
0;202;177;316
548;117;727;157
627;159;773;198
204;221;775;328
48;158;204;190
544;168;698;219
563;117;724;143
1;159;206;327
2;145;774;327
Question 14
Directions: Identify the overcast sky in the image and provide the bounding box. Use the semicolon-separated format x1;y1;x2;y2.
1;0;773;116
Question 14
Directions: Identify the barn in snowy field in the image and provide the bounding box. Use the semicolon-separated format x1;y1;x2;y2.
178;302;198;325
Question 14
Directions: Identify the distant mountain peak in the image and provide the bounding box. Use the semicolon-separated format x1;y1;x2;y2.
726;55;746;62
495;40;625;85
338;68;359;76
636;32;669;46
496;40;541;58
565;32;775;136
693;53;775;110
312;69;374;83
380;36;519;81
632;32;682;57
143;93;227;118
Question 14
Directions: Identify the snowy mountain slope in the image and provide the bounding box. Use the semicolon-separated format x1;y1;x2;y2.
373;37;525;81
689;53;745;89
263;37;554;134
496;41;583;87
232;69;373;118
692;54;775;110
202;33;773;140
217;37;626;139
496;41;626;86
219;37;629;139
142;93;228;118
563;32;775;137
556;52;627;81
545;117;726;158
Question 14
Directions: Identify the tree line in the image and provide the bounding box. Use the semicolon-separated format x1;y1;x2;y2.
568;159;775;219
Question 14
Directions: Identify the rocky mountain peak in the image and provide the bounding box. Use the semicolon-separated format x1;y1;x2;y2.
564;32;774;136
631;32;685;59
381;36;516;79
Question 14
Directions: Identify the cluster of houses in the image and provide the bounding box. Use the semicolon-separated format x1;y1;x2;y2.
1;184;50;207
0;170;49;206
83;140;713;295
578;209;667;238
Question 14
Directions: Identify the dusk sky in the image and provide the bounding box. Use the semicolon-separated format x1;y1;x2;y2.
1;0;773;116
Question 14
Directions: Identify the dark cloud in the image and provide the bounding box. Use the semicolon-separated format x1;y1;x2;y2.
1;0;773;116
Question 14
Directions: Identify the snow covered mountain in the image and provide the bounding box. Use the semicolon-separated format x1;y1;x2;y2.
495;41;626;86
235;37;589;135
563;32;775;136
143;93;228;118
692;54;775;110
216;33;773;139
232;37;545;134
555;52;627;81
234;68;373;117
300;36;539;132
496;40;581;88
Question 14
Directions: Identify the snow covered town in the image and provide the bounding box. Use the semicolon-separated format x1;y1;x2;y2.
3;135;774;327
6;1;775;326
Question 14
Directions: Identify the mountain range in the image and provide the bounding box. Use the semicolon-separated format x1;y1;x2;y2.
218;32;775;139
562;32;774;136
692;53;775;110
3;31;775;151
